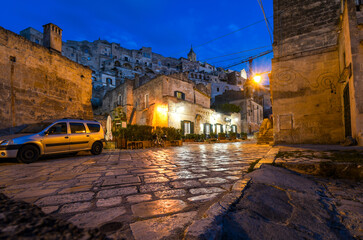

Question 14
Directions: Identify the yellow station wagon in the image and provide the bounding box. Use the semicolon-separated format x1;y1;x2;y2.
0;119;105;163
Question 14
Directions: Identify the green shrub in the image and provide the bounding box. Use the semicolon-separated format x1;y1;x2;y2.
113;124;184;142
113;124;153;141
195;134;206;142
218;132;226;139
229;132;237;139
185;134;196;140
162;127;182;141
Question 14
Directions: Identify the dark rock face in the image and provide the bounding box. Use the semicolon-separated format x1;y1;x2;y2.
0;193;107;239
222;165;355;240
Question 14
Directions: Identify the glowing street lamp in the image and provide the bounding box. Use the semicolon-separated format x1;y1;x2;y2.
253;75;262;84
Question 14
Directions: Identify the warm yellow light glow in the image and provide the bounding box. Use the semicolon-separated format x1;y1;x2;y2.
253;75;262;84
157;105;168;114
177;106;185;113
153;104;168;127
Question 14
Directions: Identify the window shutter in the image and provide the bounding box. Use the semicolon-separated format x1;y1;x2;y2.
181;121;185;135
190;122;194;134
203;123;206;134
182;93;185;100
174;91;177;97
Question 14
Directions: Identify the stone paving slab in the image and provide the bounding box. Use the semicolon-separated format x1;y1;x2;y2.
220;165;362;240
130;211;198;240
272;145;363;179
0;142;271;239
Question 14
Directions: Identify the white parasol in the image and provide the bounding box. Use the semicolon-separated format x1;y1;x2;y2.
105;115;113;141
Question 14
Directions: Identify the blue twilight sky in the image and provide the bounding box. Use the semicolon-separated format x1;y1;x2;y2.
1;0;273;81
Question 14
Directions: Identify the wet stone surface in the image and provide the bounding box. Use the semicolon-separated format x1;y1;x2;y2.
0;142;270;239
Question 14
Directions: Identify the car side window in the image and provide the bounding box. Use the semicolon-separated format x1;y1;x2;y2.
87;123;100;133
48;123;67;135
70;123;86;134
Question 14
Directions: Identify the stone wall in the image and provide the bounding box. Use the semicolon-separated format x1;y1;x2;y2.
273;0;341;58
129;75;240;132
230;98;264;134
133;77;164;126
0;26;93;128
271;0;345;144
162;75;210;109
339;0;363;145
99;79;134;120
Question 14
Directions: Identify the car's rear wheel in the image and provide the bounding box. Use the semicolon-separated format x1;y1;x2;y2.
17;145;40;164
91;142;103;155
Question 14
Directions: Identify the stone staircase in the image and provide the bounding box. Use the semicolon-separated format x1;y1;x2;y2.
257;118;274;145
257;128;274;145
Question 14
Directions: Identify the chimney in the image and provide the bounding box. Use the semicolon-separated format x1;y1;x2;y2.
43;23;62;53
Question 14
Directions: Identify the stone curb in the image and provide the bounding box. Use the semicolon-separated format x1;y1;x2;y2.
184;177;251;240
254;146;280;169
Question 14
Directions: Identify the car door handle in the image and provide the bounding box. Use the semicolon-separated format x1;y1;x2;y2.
65;136;69;139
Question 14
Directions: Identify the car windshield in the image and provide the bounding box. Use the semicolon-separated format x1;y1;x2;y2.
18;122;52;134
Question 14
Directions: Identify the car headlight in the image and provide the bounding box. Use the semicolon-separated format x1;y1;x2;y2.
0;140;14;145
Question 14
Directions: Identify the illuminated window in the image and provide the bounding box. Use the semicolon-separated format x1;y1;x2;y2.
215;124;223;134
205;123;211;135
184;122;191;135
174;91;185;100
181;121;194;135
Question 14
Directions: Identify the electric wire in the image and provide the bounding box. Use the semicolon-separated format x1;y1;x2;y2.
257;0;273;45
209;51;270;65
222;50;273;69
199;45;270;62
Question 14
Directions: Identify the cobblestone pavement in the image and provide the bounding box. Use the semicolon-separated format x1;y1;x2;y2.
0;142;271;239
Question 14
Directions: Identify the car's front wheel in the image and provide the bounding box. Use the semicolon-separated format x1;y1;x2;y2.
91;142;103;155
17;145;40;164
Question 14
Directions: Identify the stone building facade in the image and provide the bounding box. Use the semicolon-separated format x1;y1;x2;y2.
0;24;93;129
100;73;241;135
271;0;363;145
230;98;264;134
